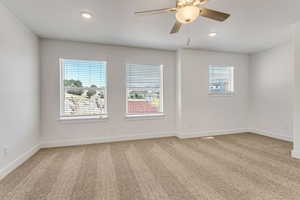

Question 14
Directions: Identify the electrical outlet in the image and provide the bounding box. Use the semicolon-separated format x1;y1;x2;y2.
0;147;8;160
3;147;8;156
0;146;8;161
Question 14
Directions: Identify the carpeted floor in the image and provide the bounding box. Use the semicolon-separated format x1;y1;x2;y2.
1;133;300;200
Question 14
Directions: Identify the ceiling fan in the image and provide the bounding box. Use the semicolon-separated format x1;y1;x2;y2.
135;0;230;34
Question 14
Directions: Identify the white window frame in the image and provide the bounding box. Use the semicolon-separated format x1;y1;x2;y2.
125;64;164;117
59;58;108;120
208;65;235;96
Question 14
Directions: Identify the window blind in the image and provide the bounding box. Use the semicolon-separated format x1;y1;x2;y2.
61;59;107;118
126;64;163;115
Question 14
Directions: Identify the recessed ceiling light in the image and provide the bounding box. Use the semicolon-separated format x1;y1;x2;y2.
81;12;93;19
208;32;217;37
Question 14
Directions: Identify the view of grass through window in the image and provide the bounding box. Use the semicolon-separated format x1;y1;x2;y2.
127;64;163;115
209;66;234;94
61;59;107;118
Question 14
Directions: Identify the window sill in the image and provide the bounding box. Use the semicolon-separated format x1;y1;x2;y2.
125;113;166;120
58;115;108;123
208;93;235;97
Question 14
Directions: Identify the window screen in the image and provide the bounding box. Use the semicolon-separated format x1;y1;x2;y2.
208;66;234;94
60;59;107;118
126;64;163;115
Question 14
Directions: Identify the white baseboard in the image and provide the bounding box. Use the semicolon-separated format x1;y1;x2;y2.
176;128;249;139
41;132;175;148
41;129;249;148
291;149;300;159
0;144;40;181
41;128;293;148
249;129;293;142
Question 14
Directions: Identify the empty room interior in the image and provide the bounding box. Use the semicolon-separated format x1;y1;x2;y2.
1;0;300;199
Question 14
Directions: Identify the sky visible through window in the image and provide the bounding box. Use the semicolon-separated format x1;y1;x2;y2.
63;59;106;87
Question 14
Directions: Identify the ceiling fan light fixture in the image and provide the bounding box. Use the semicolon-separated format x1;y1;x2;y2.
176;6;200;24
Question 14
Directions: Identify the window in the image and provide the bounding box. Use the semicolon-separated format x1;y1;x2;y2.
208;66;234;95
60;59;107;119
126;64;163;116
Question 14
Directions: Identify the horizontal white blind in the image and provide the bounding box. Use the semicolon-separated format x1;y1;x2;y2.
208;66;234;94
127;64;163;114
61;59;107;118
127;64;161;88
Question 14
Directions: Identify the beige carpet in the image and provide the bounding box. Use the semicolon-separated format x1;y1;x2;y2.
1;133;300;200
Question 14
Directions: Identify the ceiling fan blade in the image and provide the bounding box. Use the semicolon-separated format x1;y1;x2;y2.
199;7;230;22
135;8;176;15
170;21;182;34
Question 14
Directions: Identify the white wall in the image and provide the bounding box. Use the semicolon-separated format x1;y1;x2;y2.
249;43;293;141
40;41;251;146
40;39;176;146
0;3;40;177
177;49;249;137
292;23;300;158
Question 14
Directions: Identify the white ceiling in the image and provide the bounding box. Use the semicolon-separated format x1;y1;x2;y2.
2;0;300;53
